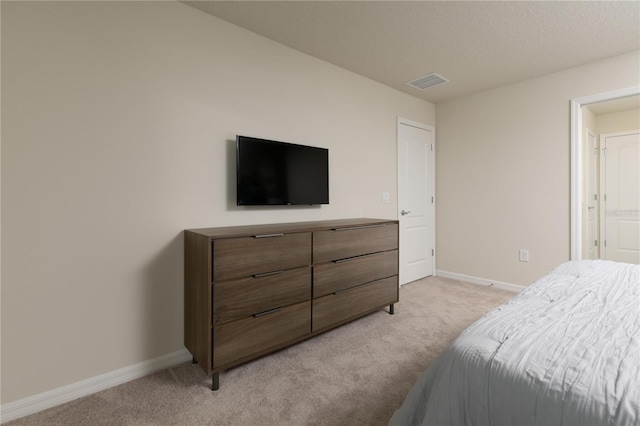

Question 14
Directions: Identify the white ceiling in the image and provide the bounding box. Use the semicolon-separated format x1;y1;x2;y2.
183;1;640;104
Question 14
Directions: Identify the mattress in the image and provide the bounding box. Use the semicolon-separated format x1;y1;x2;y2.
389;260;640;425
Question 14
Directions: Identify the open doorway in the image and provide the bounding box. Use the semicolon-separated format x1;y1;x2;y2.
571;87;640;263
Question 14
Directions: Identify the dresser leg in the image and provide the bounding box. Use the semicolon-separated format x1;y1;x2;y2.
389;304;394;315
192;357;197;364
211;372;220;391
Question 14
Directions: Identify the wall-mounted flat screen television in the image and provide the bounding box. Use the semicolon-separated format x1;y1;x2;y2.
236;135;329;206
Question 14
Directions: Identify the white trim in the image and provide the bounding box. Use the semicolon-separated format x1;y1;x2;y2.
0;349;192;423
598;129;640;139
570;86;640;260
397;116;432;131
436;269;525;293
585;127;599;260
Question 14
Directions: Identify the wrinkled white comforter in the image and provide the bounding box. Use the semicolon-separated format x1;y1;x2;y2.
390;260;640;426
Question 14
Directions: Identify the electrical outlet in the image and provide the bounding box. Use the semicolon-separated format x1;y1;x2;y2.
382;191;390;203
519;249;529;262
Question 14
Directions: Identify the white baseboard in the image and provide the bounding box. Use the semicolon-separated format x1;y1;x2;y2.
436;269;525;293
1;348;192;423
0;271;521;423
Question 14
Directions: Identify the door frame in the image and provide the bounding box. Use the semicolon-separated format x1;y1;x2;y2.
584;127;598;260
397;117;436;282
570;86;640;260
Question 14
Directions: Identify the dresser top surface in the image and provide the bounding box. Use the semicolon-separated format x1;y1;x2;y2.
186;218;398;239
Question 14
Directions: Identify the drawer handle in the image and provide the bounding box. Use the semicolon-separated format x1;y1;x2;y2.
332;252;384;264
252;307;282;318
334;281;371;295
253;233;284;239
333;224;386;232
252;270;283;278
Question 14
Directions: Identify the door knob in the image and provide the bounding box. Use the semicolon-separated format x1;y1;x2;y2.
401;210;411;216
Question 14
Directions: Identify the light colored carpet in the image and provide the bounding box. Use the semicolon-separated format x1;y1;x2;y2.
7;276;515;426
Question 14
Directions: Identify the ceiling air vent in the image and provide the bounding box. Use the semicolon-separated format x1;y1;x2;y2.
406;73;449;90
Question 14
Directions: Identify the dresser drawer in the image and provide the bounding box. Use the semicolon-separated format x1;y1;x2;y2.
312;276;398;332
313;250;398;298
313;223;397;264
213;232;311;282
214;267;311;325
213;301;310;369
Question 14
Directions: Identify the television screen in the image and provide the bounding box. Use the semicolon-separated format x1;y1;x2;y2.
236;136;329;206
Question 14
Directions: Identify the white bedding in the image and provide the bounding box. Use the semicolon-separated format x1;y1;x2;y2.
389;260;640;425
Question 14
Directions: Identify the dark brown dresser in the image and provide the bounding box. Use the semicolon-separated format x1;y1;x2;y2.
184;218;398;389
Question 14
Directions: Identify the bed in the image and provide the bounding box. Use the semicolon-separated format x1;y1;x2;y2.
389;260;639;425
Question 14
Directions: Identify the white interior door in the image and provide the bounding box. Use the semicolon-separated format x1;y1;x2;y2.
600;130;640;264
397;118;435;285
585;128;599;259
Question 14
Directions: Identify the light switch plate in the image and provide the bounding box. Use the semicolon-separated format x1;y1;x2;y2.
519;249;529;262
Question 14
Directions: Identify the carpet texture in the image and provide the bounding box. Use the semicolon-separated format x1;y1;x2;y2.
7;276;515;425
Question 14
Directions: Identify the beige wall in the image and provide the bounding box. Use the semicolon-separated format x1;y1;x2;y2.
436;51;640;286
595;108;640;135
0;2;434;404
